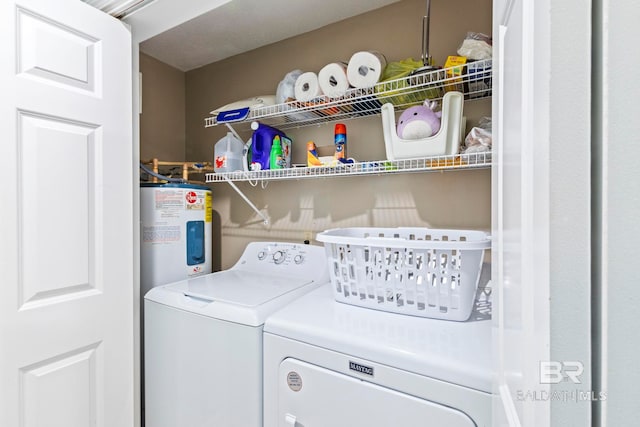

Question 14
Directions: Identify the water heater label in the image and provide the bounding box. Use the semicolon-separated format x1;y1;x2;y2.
154;189;183;218
185;190;206;211
185;191;198;203
142;225;180;243
205;192;212;223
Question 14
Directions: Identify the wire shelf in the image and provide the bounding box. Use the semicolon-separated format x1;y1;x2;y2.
205;152;491;183
204;59;492;130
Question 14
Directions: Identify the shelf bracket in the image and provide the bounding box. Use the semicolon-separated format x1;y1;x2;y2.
222;122;269;225
225;122;243;141
224;176;270;225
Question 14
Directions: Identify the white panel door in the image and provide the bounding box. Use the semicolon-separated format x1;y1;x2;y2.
0;0;134;426
492;0;592;426
492;0;550;425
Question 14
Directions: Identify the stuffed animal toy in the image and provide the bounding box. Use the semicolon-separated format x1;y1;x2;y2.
396;99;442;139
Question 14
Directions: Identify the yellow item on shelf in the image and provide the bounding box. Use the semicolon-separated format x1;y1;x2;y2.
307;141;345;167
307;141;324;167
444;55;467;93
428;156;468;168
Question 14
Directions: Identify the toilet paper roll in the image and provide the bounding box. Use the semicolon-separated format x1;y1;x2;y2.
294;72;323;102
318;62;350;98
347;51;387;88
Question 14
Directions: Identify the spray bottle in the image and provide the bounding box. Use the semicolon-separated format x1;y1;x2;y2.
334;123;346;160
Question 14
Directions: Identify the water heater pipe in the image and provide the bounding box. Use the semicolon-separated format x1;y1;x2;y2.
421;0;432;66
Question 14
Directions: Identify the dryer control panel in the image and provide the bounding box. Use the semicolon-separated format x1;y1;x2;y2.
232;242;330;283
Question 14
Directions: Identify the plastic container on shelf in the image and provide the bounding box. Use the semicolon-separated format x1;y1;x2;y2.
381;91;465;159
316;227;490;321
214;132;244;172
250;122;286;171
269;135;285;169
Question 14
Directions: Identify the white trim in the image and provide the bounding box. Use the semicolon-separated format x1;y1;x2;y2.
124;0;232;43
499;384;522;427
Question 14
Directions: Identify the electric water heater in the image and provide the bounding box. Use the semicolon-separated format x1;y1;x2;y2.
140;183;212;297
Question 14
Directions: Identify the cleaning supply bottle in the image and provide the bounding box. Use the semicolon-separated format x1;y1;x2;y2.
334;123;346;160
269;135;285;170
214;132;244;172
307;141;322;167
250;122;286;171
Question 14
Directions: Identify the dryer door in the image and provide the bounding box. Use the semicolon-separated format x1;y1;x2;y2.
278;358;476;427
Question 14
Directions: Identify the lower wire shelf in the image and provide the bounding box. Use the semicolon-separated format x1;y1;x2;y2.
205;152;492;183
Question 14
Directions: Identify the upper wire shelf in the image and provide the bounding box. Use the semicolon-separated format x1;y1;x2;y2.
204;59;492;130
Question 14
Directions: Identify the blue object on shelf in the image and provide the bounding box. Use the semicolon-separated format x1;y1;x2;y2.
216;107;250;123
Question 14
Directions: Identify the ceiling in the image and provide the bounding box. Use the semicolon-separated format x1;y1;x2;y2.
131;0;402;72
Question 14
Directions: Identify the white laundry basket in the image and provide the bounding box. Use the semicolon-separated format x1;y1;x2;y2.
316;227;490;321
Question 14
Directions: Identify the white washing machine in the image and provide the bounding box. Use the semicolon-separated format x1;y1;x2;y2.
144;242;329;427
263;284;492;427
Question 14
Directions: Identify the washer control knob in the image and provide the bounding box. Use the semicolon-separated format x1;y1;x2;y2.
294;254;304;265
257;251;267;260
273;250;286;264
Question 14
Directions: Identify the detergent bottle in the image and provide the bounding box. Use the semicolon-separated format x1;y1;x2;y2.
250;122;286;171
269;135;285;169
214;132;244;172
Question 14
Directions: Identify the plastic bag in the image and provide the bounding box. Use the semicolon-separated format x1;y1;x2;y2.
377;58;443;106
457;32;492;60
462;117;492;153
276;69;303;104
379;58;424;81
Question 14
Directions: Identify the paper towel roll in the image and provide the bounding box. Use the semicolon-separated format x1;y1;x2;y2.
294;72;323;102
347;51;387;88
318;62;350;98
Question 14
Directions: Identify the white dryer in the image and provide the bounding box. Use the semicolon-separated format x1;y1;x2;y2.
144;242;328;427
263;284;492;427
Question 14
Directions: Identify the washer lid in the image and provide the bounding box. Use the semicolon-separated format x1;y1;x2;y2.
144;270;321;327
178;270;314;307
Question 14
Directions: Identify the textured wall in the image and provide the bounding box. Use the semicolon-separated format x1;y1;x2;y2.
139;52;186;163
148;0;492;269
